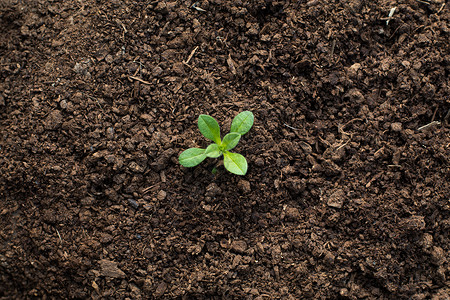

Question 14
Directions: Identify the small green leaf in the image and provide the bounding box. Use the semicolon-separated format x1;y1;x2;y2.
205;144;222;158
179;148;206;167
223;151;248;175
221;132;241;151
230;111;254;135
198;115;221;144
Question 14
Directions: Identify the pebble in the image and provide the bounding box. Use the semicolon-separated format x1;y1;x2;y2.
157;190;167;201
128;199;139;209
202;204;212;212
230;240;247;254
73;59;91;76
59;99;68;109
327;189;345;208
391;122;403;132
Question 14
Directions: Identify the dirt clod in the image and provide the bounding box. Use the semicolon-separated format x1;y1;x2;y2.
154;281;167;297
327;189;345;209
400;215;426;231
98;260;126;278
237;179;251;193
44;110;63;130
430;247;446;266
205;183;222;197
284;207;300;220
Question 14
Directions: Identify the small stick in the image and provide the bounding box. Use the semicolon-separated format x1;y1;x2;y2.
417;121;441;131
158;21;170;39
431;105;438;122
55;228;62;243
415;0;430;5
339;118;363;136
115;19;127;40
284;123;300;130
385;7;397;25
336;137;351;151
373;147;385;157
117;20;127;33
184;46;199;65
129;75;152;85
192;2;207;12
143;183;160;194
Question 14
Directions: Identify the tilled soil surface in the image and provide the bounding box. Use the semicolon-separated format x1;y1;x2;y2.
1;0;449;299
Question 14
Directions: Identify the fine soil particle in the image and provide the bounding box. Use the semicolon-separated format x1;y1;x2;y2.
1;0;449;299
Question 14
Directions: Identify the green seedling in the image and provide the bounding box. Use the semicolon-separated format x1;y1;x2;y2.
179;111;254;175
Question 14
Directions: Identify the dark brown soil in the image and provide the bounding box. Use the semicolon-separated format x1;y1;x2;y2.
1;0;449;299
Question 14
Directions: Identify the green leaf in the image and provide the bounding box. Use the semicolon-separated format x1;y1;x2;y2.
221;132;241;151
179;148;206;167
223;151;248;175
230;111;254;135
198;115;221;144
205;144;222;158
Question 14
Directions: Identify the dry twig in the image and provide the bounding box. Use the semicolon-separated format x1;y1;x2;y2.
129;75;152;85
417;121;441;131
184;46;199;65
